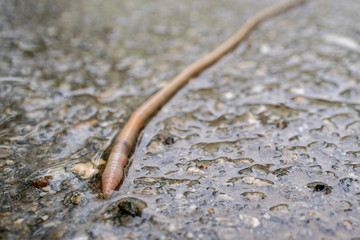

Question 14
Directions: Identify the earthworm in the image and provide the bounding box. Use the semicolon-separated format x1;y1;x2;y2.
102;0;307;199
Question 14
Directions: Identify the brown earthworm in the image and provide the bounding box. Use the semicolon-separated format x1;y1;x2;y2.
102;0;307;199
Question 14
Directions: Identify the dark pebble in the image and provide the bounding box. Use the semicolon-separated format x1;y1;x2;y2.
118;197;147;217
31;176;53;188
163;136;175;145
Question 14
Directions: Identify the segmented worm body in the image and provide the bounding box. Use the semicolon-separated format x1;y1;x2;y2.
102;0;307;199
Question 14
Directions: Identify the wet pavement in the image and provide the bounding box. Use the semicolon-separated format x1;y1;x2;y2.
0;0;360;239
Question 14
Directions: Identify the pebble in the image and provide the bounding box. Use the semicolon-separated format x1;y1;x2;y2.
5;160;15;166
0;148;11;158
222;91;235;100
31;176;53;188
217;193;234;201
242;176;274;187
14;218;24;225
70;162;99;179
168;223;177;232
47;26;59;37
260;44;271;54
117;197;148;217
239;214;260;228
237;61;256;69
207;208;215;214
186;166;205;175
185;232;194;238
2;212;11;217
92;158;106;166
241;191;266;200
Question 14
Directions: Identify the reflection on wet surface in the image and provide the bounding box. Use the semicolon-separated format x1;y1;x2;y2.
1;0;360;239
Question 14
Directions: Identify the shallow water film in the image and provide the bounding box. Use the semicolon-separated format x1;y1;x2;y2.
1;0;360;239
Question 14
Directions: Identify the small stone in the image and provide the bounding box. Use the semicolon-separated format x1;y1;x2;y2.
92;158;106;166
70;162;99;179
341;220;353;230
242;176;274;187
42;186;52;192
133;187;156;196
217;193;234;201
72;193;84;205
186;166;205;175
163;136;175;145
47;27;59;37
251;84;264;93
276;119;288;129
146;139;164;154
222;92;235;100
239;214;260;228
241;191;266;200
250;217;260;228
14;218;24;225
0;148;11;158
31;176;53;188
307;212;316;217
5;160;15;166
293;96;309;105
288;87;305;94
2;212;11;217
123;233;134;239
260;44;271;54
198;164;208;169
185;232;194;238
63;192;85;206
118;197;148;218
207;208;215;214
168;223;177;232
237;61;256;69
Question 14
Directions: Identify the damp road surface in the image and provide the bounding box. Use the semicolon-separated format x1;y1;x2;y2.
0;0;360;239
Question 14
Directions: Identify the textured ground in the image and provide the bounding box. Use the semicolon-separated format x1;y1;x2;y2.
0;0;359;239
